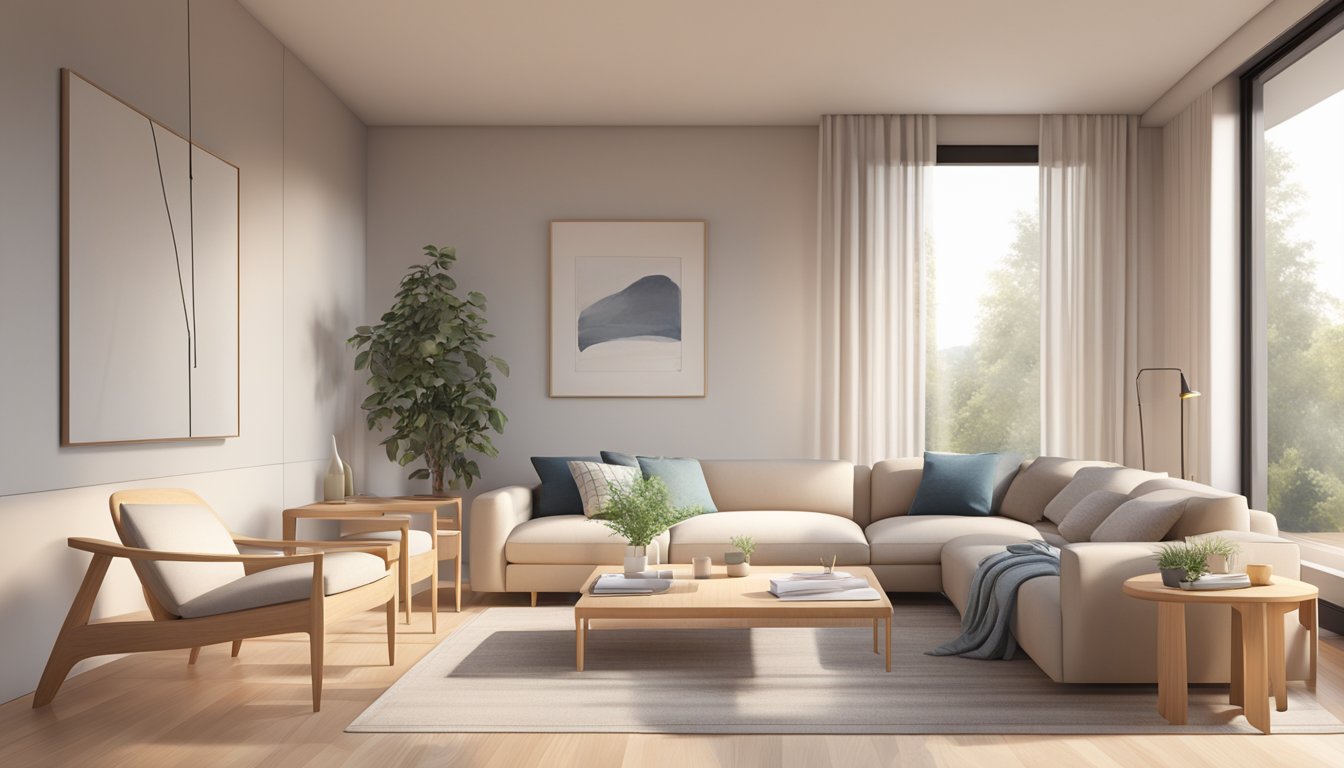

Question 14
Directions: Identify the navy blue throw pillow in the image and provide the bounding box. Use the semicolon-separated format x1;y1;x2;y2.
600;451;639;468
530;456;600;517
908;451;1000;517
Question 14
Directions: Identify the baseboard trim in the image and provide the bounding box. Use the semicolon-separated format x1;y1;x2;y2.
1320;599;1344;635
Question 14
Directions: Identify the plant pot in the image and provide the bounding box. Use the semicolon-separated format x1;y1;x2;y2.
624;546;648;575
724;551;746;565
1160;567;1185;588
726;561;750;577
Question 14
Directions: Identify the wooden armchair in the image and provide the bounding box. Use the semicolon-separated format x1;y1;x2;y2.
34;489;398;712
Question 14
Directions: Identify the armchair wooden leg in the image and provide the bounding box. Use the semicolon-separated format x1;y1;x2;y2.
310;558;325;713
386;597;397;665
34;553;112;708
401;558;412;625
188;647;201;665
454;554;462;613
231;639;243;658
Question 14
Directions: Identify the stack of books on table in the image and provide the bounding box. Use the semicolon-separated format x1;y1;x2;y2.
768;571;882;601
590;571;674;596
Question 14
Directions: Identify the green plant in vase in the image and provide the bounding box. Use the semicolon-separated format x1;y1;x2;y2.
593;476;701;572
349;245;508;495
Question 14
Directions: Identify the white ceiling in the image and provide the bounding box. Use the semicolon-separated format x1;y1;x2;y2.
238;0;1277;126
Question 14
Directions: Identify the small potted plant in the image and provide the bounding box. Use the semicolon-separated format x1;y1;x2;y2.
1154;541;1208;588
726;535;755;577
594;476;701;573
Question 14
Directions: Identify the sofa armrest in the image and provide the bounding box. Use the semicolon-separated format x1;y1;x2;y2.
468;486;533;592
1249;509;1279;536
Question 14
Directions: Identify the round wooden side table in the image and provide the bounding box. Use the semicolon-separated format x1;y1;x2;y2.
1122;572;1318;734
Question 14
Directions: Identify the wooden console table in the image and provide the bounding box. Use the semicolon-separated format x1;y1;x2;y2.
1122;572;1318;734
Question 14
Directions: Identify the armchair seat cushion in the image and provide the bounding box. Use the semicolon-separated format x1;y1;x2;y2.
866;515;1041;565
118;503;245;616
505;515;670;565
340;529;434;556
668;511;869;565
177;551;388;618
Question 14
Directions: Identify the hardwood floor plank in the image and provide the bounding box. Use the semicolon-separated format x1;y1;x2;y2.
2;588;1342;768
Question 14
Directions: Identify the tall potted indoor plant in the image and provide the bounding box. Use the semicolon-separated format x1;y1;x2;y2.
349;245;508;494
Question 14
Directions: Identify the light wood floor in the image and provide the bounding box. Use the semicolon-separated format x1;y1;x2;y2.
3;588;1344;768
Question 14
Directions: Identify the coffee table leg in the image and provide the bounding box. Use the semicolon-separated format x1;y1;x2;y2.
873;619;879;654
575;614;585;672
1241;603;1271;733
885;617;892;673
1157;602;1187;724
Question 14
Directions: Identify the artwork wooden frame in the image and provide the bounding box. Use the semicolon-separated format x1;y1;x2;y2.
61;69;240;445
549;220;706;397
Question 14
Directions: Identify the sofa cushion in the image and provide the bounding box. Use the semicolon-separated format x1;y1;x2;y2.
638;457;718;512
699;459;854;518
940;533;1040;612
506;514;671;565
869;455;1022;523
668;510;868;565
999;457;1120;524
1042;466;1166;526
1057;490;1131;543
908;452;999;517
1033;520;1068;548
176;551;387;619
1090;491;1188;542
1128;477;1251;539
340;528;434;556
866;515;1041;565
568;460;640;517
118;503;245;616
530;456;601;517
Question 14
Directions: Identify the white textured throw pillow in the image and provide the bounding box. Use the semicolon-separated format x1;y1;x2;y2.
568;461;639;518
1089;492;1188;542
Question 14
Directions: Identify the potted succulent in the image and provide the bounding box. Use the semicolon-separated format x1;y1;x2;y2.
594;476;701;573
726;535;756;577
349;245;508;495
1155;537;1244;588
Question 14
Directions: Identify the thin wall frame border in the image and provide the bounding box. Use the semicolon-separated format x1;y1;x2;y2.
61;68;241;446
548;220;708;398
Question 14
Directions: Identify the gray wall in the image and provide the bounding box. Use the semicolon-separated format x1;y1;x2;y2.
363;127;819;523
0;0;366;703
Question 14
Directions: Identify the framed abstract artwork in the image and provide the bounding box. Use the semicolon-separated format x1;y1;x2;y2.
61;69;239;444
549;220;706;397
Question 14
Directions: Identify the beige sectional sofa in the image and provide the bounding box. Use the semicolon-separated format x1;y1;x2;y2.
470;456;1313;684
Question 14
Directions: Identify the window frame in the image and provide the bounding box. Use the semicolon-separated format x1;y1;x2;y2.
1238;0;1344;507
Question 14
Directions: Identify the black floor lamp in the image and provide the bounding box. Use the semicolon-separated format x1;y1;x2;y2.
1136;367;1201;479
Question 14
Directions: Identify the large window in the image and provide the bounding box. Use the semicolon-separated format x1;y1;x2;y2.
926;155;1040;456
1245;3;1344;544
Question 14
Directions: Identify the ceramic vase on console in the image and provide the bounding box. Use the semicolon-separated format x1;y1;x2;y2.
343;460;354;497
724;551;750;577
323;436;346;502
624;545;648;575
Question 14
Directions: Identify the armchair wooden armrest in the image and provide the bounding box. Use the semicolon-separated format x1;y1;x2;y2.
231;536;398;564
67;537;320;566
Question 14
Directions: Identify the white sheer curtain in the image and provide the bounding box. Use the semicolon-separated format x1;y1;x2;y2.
1039;115;1140;462
815;115;936;464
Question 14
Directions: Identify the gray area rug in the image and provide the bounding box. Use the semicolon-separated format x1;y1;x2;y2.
348;602;1344;734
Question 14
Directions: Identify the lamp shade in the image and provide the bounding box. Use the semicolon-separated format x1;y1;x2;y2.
1179;373;1201;400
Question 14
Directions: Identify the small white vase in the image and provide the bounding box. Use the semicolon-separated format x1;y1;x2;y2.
624;545;648;575
646;538;661;566
343;460;354;497
726;561;750;577
323;436;346;502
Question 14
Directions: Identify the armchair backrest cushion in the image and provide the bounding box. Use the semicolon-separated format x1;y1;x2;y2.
118;503;245;616
699;459;855;518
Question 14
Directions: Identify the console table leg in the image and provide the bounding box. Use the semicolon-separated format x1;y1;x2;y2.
575;615;585;672
873;619;878;654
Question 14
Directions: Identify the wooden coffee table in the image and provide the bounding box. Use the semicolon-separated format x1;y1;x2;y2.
574;565;893;672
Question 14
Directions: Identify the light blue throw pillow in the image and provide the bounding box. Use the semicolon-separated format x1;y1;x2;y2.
908;451;1000;517
637;456;718;512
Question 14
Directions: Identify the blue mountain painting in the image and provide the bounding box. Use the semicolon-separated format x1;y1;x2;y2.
577;274;681;351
